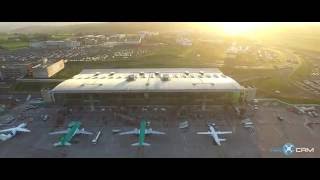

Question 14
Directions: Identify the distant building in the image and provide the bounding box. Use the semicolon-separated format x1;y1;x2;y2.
30;41;46;48
32;59;65;78
0;63;32;81
176;38;192;46
138;31;159;38
76;35;108;45
104;34;142;46
30;40;80;49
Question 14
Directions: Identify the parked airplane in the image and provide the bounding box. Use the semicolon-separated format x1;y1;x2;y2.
0;123;31;141
197;123;232;146
119;120;165;146
49;121;93;147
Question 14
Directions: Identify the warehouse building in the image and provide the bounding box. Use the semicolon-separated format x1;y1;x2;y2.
50;68;250;106
32;59;65;78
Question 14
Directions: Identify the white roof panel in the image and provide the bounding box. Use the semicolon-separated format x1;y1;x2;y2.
51;68;243;93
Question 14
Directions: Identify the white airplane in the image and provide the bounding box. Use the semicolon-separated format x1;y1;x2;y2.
0;123;31;141
197;123;232;146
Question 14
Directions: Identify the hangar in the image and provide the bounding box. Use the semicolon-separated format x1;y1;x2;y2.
50;68;247;106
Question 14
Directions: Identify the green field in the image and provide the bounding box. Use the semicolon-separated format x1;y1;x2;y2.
50;34;73;40
0;34;29;50
0;41;29;50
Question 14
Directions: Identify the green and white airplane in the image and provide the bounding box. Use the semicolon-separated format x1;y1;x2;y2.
119;120;165;146
49;121;93;147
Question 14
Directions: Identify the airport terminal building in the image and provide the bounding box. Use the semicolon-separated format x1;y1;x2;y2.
50;68;248;106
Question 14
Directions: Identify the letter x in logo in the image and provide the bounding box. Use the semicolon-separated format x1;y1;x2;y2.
282;143;295;156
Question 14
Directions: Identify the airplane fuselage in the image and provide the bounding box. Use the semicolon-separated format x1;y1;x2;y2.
138;121;146;146
58;123;81;146
209;126;221;146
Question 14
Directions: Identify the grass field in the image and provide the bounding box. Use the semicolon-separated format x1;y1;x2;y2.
0;34;29;50
0;41;29;50
50;34;73;40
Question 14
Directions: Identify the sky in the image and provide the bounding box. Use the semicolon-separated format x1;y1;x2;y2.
0;22;100;32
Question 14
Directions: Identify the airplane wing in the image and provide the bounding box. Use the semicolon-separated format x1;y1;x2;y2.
48;130;68;135
132;142;150;146
216;131;232;135
0;129;14;133
77;129;93;135
119;129;139;135
54;141;71;147
16;128;31;132
147;130;165;135
197;132;211;135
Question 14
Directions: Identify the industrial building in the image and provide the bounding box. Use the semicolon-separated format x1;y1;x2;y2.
103;34;142;47
50;68;251;106
32;59;65;78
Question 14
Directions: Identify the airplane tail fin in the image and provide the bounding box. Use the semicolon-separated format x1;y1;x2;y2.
131;142;151;146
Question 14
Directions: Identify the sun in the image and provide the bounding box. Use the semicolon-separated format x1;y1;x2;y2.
220;22;261;35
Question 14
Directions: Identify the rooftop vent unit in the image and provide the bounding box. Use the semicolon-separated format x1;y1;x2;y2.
127;74;136;81
161;74;170;81
185;71;189;75
139;72;146;78
94;72;100;76
109;72;115;76
199;71;204;75
155;72;160;76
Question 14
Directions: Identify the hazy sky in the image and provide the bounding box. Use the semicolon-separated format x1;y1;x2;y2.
0;22;101;32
